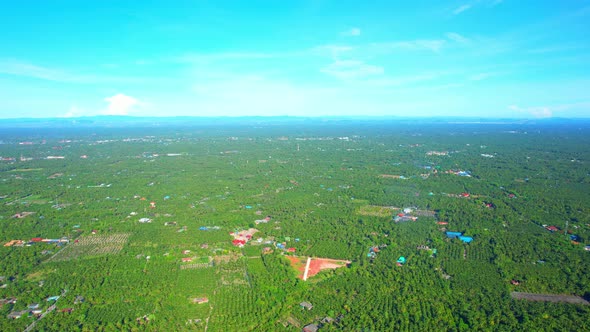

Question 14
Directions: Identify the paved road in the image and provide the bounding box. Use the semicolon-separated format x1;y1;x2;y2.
23;290;67;332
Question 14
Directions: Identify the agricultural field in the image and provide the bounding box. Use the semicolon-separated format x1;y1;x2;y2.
0;118;589;331
48;233;131;262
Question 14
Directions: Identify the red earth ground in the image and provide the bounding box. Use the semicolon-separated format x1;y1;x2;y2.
306;258;350;279
286;256;350;280
286;256;306;279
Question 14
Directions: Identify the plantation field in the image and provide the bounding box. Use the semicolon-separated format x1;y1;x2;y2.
48;233;131;262
0;119;589;331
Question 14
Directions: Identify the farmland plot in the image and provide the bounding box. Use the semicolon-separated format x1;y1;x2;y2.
48;233;131;262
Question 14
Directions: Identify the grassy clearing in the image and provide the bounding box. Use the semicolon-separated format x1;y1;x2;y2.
357;205;399;217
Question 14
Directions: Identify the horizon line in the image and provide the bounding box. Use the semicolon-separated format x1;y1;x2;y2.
1;115;589;121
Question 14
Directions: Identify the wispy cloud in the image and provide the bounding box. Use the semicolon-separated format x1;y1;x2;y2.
178;52;276;63
509;102;590;118
313;44;354;60
364;73;441;87
446;32;470;43
341;27;361;37
63;105;85;118
0;59;142;84
453;1;504;15
371;39;446;53
0;60;80;82
135;59;154;65
321;60;384;80
101;63;120;69
526;44;586;54
191;75;315;115
103;93;141;115
509;105;552;118
184;71;461;117
453;4;472;15
470;72;495;81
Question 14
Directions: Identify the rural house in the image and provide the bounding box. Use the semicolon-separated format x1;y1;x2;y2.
546;226;559;232
300;301;313;310
446;231;462;239
192;297;208;304
459;236;473;243
7;310;28;319
303;323;319;332
321;316;334;324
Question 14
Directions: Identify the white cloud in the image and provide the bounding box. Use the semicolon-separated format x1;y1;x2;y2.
103;93;140;115
0;59;142;84
0;60;77;82
508;102;590;118
526;44;584;54
371;40;446;53
470;73;494;81
186;72;423;117
313;45;354;60
453;4;472;15
63;105;84;118
453;1;502;15
192;76;310;115
178;52;276;64
364;73;440;87
341;27;361;37
321;60;384;80
413;40;446;52
509;105;552;118
446;32;470;43
135;59;154;65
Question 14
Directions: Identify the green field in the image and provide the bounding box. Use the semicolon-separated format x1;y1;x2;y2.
1;120;589;331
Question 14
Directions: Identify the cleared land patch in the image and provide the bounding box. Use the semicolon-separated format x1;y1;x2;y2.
180;256;213;270
357;205;399;217
8;168;43;172
511;292;589;305
379;174;403;179
287;256;350;280
48;233;131;262
306;258;350;279
286;256;307;279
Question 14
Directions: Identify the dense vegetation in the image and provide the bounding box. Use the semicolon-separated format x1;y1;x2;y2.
0;118;589;331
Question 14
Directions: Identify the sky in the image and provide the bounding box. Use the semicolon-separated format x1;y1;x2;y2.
0;0;589;119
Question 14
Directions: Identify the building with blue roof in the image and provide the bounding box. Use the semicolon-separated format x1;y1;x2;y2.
446;231;462;239
459;236;473;243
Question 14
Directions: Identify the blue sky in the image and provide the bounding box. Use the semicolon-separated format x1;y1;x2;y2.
0;0;589;118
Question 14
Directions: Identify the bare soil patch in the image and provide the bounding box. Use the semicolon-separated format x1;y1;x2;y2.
511;292;589;305
306;258;350;279
287;256;349;280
